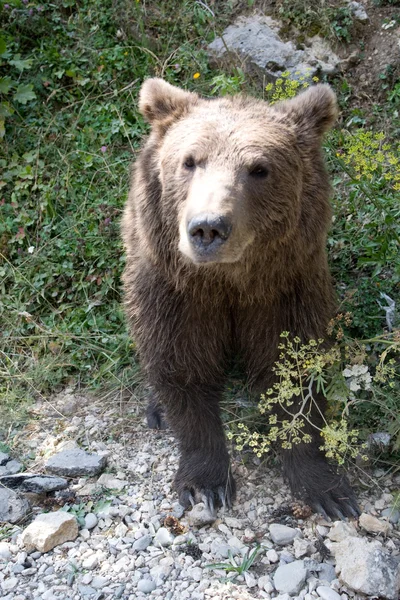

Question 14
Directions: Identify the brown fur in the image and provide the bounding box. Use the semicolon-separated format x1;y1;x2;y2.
122;79;359;519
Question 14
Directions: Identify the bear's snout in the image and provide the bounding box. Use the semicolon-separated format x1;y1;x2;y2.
187;212;232;255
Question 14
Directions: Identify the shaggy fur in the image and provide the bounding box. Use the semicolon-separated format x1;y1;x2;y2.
122;79;359;519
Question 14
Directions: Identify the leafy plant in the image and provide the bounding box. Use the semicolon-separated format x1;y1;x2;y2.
205;545;264;580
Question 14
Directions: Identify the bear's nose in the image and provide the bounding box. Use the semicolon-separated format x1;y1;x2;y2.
187;213;232;248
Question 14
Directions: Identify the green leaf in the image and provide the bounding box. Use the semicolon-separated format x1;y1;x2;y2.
13;84;36;105
0;101;14;118
0;120;4;139
0;39;6;56
9;55;33;72
0;76;14;94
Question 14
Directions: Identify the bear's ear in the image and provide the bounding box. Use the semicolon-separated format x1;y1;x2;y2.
139;78;198;125
274;84;338;139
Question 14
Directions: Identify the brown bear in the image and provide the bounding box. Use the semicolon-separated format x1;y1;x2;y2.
121;78;359;520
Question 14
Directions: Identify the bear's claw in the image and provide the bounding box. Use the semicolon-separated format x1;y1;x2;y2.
178;483;234;514
175;451;236;514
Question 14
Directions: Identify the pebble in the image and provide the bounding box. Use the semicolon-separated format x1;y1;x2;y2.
154;527;173;547
269;523;300;545
46;449;107;477
137;579;157;593
266;548;279;563
274;560;307;595
84;513;98;530
359;512;391;534
317;586;341;600
381;507;400;524
0;542;11;560
188;503;216;527
133;534;152;551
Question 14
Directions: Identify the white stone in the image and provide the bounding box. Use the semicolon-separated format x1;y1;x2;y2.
188;503;216;527
0;542;11;560
317;586;341;600
269;523;299;545
266;548;279;563
1;577;18;591
137;578;156;593
359;512;391;534
84;513;98;530
82;555;98;570
21;511;78;553
274;560;307;595
154;527;173;547
327;521;357;542
333;536;400;600
187;567;202;582
115;522;128;537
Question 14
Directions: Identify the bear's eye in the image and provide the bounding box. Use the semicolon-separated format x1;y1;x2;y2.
184;156;196;170
249;165;269;179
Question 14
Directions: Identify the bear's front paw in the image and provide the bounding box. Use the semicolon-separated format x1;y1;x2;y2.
175;450;236;514
286;459;360;520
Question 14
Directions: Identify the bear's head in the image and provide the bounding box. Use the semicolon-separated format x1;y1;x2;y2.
138;78;337;266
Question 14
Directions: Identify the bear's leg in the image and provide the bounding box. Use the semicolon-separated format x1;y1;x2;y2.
238;310;359;519
279;407;360;519
126;266;235;513
146;393;168;430
157;381;236;512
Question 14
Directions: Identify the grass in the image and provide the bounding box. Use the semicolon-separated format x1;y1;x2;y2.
0;0;399;463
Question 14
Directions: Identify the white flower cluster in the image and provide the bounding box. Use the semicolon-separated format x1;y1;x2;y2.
342;364;372;392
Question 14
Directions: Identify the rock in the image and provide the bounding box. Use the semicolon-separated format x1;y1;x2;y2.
91;576;109;589
46;449;106;477
137;578;156;593
258;575;273;592
266;548;279;563
150;563;173;585
21;511;78;552
0;452;10;465
84;513;98;530
244;571;257;588
347;1;368;22
225;517;243;529
82;555;98;570
382;507;400;525
115;522;128;537
0;459;22;476
0;487;30;524
359;512;391;534
367;432;391;451
269;523;299;545
133;534;152;551
172;503;185;519
317;586;341;600
154;527;173;547
208;15;340;81
333;536;400;600
78;584;96;596
1;576;18;591
187;566;202;582
274;560;307;595
317;563;336;583
0;473;68;493
210;539;238;559
188;502;216;527
327;521;357;542
0;541;11;560
96;473;126;491
293;537;314;558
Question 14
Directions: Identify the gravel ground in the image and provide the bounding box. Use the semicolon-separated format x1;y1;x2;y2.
1;389;400;600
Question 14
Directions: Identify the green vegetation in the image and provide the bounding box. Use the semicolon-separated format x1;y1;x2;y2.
205;545;264;581
1;0;399;467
